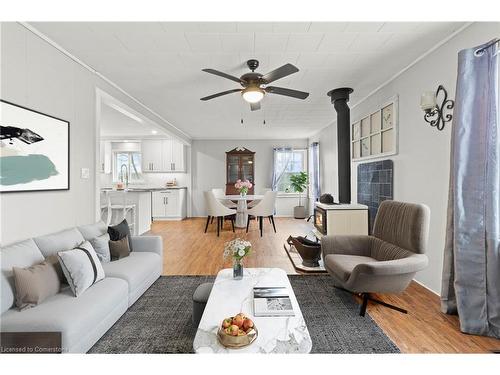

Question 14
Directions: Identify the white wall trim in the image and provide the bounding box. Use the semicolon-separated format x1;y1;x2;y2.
18;22;192;143
413;278;440;297
308;22;474;139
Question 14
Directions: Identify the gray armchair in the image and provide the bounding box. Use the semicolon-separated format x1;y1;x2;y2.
321;200;430;316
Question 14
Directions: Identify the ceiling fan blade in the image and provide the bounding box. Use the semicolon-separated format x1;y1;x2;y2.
261;64;299;83
202;69;244;84
200;89;242;101
265;86;309;100
250;102;261;111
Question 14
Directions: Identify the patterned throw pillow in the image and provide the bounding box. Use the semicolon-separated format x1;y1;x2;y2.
90;233;111;263
57;241;105;297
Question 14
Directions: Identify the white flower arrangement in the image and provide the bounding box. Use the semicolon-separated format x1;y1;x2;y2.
223;238;252;261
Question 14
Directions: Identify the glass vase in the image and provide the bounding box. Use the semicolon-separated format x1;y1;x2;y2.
233;258;243;280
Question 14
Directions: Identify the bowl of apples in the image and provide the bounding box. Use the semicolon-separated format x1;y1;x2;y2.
217;313;258;348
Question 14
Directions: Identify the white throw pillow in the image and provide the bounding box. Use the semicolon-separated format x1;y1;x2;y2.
90;233;111;263
57;241;105;297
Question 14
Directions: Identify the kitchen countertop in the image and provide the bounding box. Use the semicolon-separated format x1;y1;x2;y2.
101;186;187;192
315;202;368;210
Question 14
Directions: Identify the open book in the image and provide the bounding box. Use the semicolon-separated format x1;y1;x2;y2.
253;287;295;317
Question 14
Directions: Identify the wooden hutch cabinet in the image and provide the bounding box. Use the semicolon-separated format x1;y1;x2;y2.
225;147;255;195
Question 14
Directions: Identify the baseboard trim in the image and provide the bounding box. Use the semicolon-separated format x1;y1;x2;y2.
413;279;440;297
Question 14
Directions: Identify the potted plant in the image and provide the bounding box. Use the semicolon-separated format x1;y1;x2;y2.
289;171;309;219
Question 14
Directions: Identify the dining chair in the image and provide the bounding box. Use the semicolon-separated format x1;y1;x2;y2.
212;188;238;209
246;191;278;236
204;191;236;236
247;187;272;208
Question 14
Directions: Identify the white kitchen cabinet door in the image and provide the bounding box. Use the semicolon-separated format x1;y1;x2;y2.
171;140;185;172
152;191;167;217
142;140;163;172
164;190;179;217
161;139;174;171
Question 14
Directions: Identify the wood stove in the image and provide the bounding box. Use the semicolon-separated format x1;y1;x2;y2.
314;206;327;235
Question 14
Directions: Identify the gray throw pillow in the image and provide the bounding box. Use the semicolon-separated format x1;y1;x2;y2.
13;255;62;310
109;236;131;260
57;241;105;297
90;233;111;263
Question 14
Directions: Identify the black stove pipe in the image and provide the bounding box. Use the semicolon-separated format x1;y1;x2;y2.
327;87;353;204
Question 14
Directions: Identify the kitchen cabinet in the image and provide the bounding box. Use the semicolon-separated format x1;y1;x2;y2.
100;140;111;174
142;140;163;172
152;189;186;220
142;139;185;173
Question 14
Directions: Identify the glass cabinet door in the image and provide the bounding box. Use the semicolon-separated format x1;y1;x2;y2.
227;155;240;183
241;155;254;182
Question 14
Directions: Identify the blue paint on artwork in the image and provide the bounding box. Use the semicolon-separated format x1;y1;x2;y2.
0;154;59;185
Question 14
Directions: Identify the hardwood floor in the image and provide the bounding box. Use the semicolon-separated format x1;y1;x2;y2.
147;217;500;353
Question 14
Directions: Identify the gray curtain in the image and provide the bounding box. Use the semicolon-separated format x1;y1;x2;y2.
441;39;500;338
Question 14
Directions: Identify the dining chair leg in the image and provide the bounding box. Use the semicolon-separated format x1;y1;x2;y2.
204;216;210;233
231;216;235;232
217;216;220;237
270;215;277;233
268;216;272;224
259;216;263;237
211;216;214;224
246;216;251;233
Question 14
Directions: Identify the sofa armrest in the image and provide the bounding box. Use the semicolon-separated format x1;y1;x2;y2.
131;236;163;258
321;235;372;258
353;254;428;276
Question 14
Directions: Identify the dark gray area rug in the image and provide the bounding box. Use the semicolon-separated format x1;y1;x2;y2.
89;275;399;354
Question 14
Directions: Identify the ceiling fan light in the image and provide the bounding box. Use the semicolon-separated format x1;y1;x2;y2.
242;87;264;103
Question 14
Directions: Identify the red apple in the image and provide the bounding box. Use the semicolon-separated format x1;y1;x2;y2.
229;324;239;336
222;318;232;329
232;315;244;328
238;329;246;336
242;318;254;331
224;327;231;335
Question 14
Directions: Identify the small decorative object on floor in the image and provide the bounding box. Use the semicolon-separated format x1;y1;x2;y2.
234;179;252;196
224;238;252;279
218;312;258;348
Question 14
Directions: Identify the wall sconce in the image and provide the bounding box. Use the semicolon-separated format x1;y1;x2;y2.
420;85;455;131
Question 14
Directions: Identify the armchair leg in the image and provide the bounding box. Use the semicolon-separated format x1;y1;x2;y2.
360;294;369;317
333;287;408;317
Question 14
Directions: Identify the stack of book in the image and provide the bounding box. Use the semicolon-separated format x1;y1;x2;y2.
253;287;295;317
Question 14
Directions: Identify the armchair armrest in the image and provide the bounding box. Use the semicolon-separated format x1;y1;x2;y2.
353;254;428;276
131;236;163;258
321;235;372;258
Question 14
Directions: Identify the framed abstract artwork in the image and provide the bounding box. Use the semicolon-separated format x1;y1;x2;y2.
0;100;70;193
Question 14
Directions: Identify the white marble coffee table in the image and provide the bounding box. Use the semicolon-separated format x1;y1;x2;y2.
193;268;312;353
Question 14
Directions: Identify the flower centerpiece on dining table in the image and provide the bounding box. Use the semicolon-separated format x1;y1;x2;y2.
234;179;252;196
224;238;252;279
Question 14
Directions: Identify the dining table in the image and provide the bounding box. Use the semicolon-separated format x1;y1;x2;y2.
219;194;264;228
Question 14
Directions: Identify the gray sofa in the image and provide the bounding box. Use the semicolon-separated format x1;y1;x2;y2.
0;222;162;353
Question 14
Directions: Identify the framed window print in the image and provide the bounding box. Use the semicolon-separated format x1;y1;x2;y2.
0;100;70;192
351;96;398;161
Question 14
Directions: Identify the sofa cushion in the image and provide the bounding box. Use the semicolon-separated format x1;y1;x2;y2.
13;255;62;310
0;277;128;353
78;221;107;241
0;239;45;314
102;252;160;296
58;241;106;297
107;219;133;252
34;228;85;257
90;233;111;263
324;254;377;282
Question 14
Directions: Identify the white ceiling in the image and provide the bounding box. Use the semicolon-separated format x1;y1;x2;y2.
30;22;467;139
100;103;168;138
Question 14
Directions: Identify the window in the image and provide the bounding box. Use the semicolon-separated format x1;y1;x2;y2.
113;151;142;182
274;149;307;193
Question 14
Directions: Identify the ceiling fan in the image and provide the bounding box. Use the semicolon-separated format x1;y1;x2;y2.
200;59;309;111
